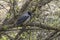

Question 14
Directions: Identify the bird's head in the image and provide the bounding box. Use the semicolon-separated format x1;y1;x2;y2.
27;12;32;16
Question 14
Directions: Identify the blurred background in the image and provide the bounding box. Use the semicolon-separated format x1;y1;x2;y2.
0;0;60;40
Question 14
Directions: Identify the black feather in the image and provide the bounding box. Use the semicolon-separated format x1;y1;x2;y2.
28;12;32;16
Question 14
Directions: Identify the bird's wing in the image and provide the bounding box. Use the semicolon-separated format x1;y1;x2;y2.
16;16;29;25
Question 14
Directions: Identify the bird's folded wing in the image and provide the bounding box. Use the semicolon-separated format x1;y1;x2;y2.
16;16;29;25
